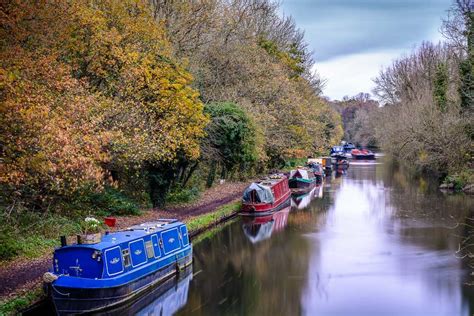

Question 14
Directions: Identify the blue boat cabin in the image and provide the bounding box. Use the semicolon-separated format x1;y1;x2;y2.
52;220;190;281
46;220;193;314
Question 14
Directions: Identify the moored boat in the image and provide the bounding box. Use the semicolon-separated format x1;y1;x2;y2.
330;146;345;158
343;142;356;153
307;162;324;183
351;149;375;160
288;168;317;194
241;175;291;215
43;220;192;315
307;157;332;172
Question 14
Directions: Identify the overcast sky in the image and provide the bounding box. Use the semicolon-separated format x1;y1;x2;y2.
280;0;452;100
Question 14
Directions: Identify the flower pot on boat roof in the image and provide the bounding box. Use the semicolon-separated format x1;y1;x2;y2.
78;232;102;244
78;217;103;244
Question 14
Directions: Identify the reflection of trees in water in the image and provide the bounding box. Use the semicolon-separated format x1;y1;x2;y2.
380;159;474;313
178;218;312;315
385;164;472;251
460;212;474;314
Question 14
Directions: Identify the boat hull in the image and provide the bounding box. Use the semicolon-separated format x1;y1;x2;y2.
289;178;317;195
49;252;192;315
352;154;375;160
241;192;291;216
312;172;323;183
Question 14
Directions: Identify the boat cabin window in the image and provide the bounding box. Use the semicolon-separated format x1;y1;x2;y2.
145;240;154;259
122;248;131;267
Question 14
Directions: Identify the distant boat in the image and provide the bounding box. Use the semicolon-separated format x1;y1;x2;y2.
330;146;345;157
307;163;324;183
43;220;192;315
288;168;318;194
351;149;375;160
241;175;291;215
343;142;356;152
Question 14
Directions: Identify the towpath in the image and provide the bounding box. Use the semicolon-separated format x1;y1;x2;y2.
0;181;249;300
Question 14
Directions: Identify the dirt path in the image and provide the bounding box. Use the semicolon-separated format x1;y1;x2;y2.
0;181;249;300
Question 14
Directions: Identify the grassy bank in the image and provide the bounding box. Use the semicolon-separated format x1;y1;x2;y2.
0;287;43;316
0;199;242;316
185;201;241;235
442;169;474;192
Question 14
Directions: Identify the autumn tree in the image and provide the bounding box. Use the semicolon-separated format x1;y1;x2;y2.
0;1;110;210
373;42;470;174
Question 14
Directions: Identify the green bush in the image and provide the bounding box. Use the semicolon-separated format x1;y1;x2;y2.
283;158;307;170
0;233;20;261
166;187;200;205
444;170;473;191
72;187;140;216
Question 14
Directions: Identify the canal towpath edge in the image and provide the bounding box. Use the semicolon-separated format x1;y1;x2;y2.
0;181;250;305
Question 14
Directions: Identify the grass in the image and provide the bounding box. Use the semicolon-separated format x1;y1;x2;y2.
0;212;82;261
0;286;44;316
185;201;241;233
191;217;238;244
0;198;242;315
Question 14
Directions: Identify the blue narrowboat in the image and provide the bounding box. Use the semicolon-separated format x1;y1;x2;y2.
43;220;192;315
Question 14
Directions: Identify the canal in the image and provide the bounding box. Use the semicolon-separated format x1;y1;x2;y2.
28;157;472;315
174;157;473;316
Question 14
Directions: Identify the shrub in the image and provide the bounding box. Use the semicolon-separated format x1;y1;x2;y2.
87;188;140;216
166;187;200;205
0;234;20;261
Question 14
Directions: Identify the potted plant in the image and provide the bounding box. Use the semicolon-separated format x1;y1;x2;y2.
79;216;103;244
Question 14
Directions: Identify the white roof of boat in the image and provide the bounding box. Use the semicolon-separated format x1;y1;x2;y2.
128;220;179;231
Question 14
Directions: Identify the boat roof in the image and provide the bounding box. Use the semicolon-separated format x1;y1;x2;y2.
289;168;314;180
257;174;286;187
59;220;183;251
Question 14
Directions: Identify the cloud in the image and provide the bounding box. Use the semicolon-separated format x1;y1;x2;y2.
314;49;405;100
281;0;451;99
282;0;450;61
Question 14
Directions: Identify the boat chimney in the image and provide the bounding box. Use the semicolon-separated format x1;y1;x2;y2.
60;236;67;247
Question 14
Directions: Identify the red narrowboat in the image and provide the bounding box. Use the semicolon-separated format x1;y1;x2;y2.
351;149;375;160
241;175;291;215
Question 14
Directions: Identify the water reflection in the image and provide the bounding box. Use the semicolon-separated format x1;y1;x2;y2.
291;186;321;210
302;160;472;316
177;158;473;316
242;206;290;243
177;211;311;315
96;266;192;316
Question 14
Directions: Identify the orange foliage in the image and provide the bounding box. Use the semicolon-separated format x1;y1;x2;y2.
0;0;207;209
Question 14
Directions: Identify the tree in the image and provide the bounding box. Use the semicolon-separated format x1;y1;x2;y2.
442;0;474;110
434;62;449;112
203;102;258;185
0;1;109;210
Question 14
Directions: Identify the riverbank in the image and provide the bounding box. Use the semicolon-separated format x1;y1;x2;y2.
0;181;249;315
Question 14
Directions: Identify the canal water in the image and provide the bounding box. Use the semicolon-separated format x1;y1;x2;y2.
174;158;473;316
27;157;473;315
